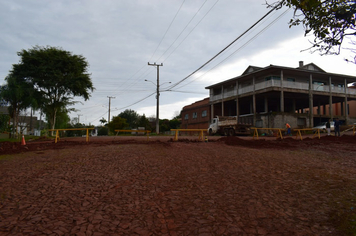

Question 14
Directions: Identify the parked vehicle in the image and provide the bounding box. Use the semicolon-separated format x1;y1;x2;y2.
208;116;252;136
313;121;335;132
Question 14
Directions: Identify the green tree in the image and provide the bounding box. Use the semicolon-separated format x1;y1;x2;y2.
98;127;108;136
107;116;129;134
99;117;107;126
66;122;86;137
118;109;139;128
269;0;356;59
159;119;171;133
137;114;152;130
0;75;34;137
0;114;10;133
10;46;94;132
169;117;181;129
54;108;71;130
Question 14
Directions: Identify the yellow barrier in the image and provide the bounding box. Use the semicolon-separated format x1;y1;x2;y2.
344;125;356;136
115;129;151;141
252;127;332;140
48;128;94;143
294;128;320;140
170;129;206;141
252;128;284;140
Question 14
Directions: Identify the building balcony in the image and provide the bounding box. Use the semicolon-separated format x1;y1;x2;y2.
210;79;356;102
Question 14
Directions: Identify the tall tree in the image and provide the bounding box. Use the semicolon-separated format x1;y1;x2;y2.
0;75;33;138
10;46;94;132
137;114;152;130
118;109;140;128
268;0;356;60
107;116;129;134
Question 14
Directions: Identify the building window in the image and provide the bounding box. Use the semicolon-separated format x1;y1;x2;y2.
213;88;221;95
202;110;207;117
265;76;281;81
184;114;189;120
286;78;295;82
192;112;197;119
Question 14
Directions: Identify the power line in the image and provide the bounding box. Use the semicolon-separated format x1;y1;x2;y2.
88;3;283;124
115;92;156;111
155;0;213;62
167;3;281;91
149;0;186;62
160;0;220;63
175;8;291;90
85;0;218;112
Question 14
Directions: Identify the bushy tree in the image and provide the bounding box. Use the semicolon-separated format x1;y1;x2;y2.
0;75;34;137
118;109;139;128
159;119;171;133
107;116;129;134
169;118;181;129
53;108;71;130
66;122;85;137
268;0;356;59
137;114;152;130
10;46;94;132
98;127;108;136
0;114;10;133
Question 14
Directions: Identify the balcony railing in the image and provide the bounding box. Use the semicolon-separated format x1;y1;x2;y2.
210;79;356;102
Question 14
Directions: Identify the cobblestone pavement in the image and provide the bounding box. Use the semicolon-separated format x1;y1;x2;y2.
1;136;356;235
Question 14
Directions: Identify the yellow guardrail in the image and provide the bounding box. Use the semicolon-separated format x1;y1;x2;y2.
294;129;320;140
252;127;322;140
252;128;284;140
115;129;151;141
253;125;356;141
48;128;95;143
343;125;356;136
170;129;206;141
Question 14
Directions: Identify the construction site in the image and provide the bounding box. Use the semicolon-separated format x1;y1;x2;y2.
1;133;356;235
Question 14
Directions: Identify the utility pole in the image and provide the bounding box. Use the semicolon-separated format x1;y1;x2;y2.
77;114;82;124
107;96;115;123
148;62;163;134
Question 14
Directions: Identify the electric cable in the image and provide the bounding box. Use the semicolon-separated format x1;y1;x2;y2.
160;0;220;63
166;2;282;91
149;0;186;62
154;0;213;62
175;7;291;90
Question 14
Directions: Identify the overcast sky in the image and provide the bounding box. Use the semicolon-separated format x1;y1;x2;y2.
1;0;355;126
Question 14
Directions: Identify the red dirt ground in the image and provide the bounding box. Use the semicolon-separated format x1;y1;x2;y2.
1;135;356;235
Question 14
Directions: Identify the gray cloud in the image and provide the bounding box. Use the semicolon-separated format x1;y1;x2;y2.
1;0;354;125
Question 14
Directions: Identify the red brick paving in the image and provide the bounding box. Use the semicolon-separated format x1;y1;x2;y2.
0;135;356;235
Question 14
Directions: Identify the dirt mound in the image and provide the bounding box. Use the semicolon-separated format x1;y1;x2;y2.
217;134;356;149
0;139;171;156
1;134;355;156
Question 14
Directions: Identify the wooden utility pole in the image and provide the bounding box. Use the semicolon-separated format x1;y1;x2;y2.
77;114;82;124
148;62;163;134
107;96;115;123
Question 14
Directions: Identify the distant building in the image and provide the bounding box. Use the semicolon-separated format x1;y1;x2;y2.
0;106;44;135
181;61;356;130
181;98;210;129
205;61;356;128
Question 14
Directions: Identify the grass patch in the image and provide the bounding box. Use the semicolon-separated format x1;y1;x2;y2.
0;155;14;161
